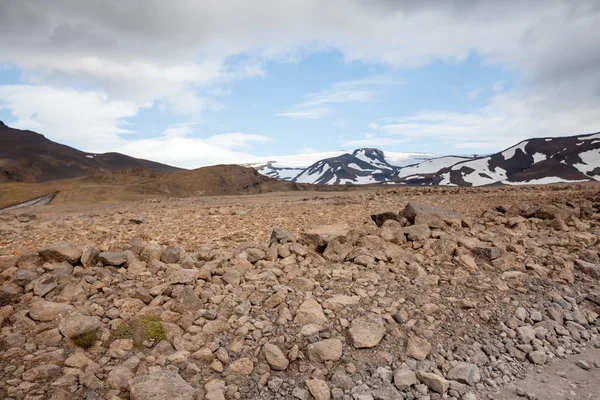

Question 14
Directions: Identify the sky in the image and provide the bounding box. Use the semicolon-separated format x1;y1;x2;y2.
0;0;599;168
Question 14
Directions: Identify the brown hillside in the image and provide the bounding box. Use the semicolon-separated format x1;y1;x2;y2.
0;164;312;209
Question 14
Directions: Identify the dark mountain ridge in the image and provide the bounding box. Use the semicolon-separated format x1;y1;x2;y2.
0;121;181;183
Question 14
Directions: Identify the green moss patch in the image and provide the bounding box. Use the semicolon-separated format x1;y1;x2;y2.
111;314;166;349
71;330;98;349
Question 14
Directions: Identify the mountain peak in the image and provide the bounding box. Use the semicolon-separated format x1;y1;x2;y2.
352;148;386;164
0;120;6;127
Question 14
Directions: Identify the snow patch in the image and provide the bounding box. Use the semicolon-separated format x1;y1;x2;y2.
502;141;528;160
574;149;600;176
439;172;457;186
578;133;600;140
532;153;546;163
86;154;94;159
503;177;589;185
398;156;471;177
452;157;507;185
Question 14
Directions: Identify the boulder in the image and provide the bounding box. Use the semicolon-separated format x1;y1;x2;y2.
380;220;406;245
403;202;462;226
17;252;44;269
307;339;343;362
99;251;129;267
128;370;195;400
323;237;352;262
37;242;82;264
161;245;181;264
294;298;327;325
81;245;99;268
269;227;295;246
446;362;481;386
31;275;58;297
29;301;75;322
371;212;401;228
58;312;101;338
393;368;418;390
403;224;431;241
574;259;600;279
348;314;386;348
528;350;547;365
0;284;20;307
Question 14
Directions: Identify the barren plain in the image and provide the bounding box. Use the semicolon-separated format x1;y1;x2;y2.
1;184;600;400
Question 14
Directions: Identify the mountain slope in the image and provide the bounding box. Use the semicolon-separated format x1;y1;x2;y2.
0;121;181;183
294;152;398;185
393;133;600;186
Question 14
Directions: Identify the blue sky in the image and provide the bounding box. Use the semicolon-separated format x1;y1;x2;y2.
0;1;599;168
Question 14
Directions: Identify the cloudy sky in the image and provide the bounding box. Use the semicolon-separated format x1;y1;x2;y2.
0;0;599;168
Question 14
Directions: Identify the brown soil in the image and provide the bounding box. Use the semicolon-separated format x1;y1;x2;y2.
490;347;600;400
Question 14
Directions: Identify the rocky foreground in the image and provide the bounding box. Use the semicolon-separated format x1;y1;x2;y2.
1;190;600;400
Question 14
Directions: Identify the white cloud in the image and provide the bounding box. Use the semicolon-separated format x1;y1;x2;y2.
275;108;331;119
492;80;507;93
276;76;393;119
369;82;600;152
0;84;137;150
116;131;269;169
0;1;599;159
466;88;484;100
0;84;268;168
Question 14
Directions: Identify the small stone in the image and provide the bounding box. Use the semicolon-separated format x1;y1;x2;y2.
292;387;310;400
294;298;327;325
262;343;289;371
107;366;134;390
305;379;330;400
416;371;450;394
407;336;432;361
515;307;528;321
226;358;254;375
575;360;591;370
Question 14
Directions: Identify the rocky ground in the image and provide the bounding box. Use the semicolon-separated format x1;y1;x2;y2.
1;184;600;400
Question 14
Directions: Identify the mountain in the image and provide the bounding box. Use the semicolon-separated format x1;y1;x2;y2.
246;149;437;183
394;133;600;186
247;132;600;186
0;121;181;183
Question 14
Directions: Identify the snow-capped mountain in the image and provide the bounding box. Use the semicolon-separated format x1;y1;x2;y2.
394;132;600;186
244;132;600;186
245;149;437;183
294;151;397;185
